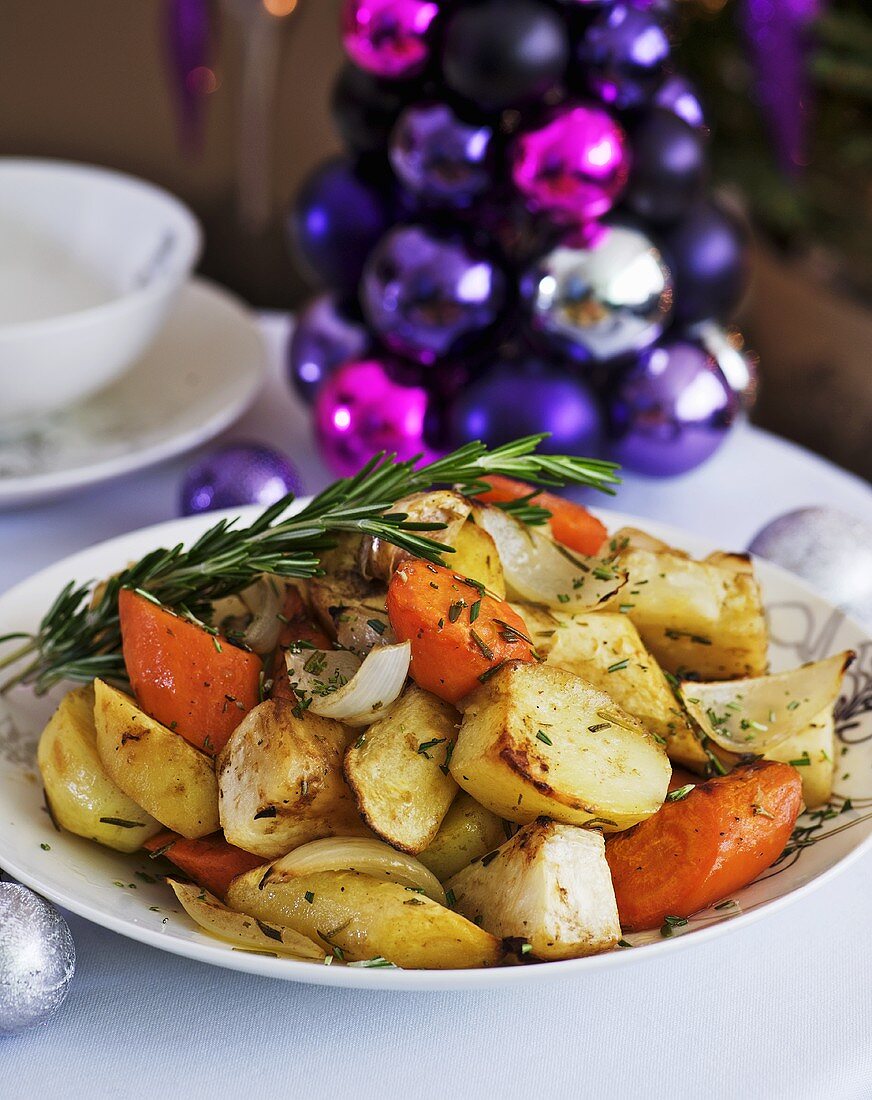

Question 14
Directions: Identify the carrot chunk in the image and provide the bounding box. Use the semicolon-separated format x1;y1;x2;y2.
144;831;265;899
475;474;608;557
386;560;536;703
119;588;262;756
606;761;803;930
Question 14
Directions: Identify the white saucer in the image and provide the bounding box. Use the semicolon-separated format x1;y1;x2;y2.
0;278;266;508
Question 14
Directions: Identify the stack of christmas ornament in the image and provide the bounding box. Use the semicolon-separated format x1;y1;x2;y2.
287;0;757;478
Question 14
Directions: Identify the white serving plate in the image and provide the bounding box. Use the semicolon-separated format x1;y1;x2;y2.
0;279;266;508
0;505;870;991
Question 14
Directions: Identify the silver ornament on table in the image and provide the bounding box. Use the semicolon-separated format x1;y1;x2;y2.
748;508;872;626
523;223;673;364
0;881;75;1034
691;321;759;412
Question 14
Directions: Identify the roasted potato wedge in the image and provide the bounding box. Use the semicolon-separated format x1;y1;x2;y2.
344;685;459;853
37;684;161;852
764;707;835;809
451;662;671;831
226;868;502;969
450;519;506;598
217;698;368;858
445;819;620;960
417;792;507;881
605;546;768;680
537;610;708;772
167;878;324;959
93;679;219;839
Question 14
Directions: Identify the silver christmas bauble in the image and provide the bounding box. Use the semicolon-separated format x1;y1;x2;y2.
748;508;872;626
692;321;759;412
524;224;673;364
0;882;75;1033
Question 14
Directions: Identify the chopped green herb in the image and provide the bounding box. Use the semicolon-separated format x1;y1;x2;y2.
469;628;494;661
469;599;481;624
607;658;629;673
536;730;553;746
418;737;447;759
666;784;695;802
366;618;386;635
304;891;315;904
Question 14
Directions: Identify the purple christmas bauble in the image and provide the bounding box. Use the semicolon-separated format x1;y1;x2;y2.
450;356;603;455
389;102;493;207
523;222;673;364
654;74;707;133
691;321;759;412
624;108;708;224
607;339;737;476
511;104;631;224
314;358;444;476
361;224;506;365
441;0;569;113
577;4;671;110
659;199;749;324
287;294;370;405
340;0;439;80
290;158;391;294
181;444;303;516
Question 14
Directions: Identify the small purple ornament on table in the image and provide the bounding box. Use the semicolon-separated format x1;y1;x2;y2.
341;0;439;80
511;103;631;224
287;293;370;405
607;339;737;476
181;444;302;516
361;224;506;366
315;358;445;477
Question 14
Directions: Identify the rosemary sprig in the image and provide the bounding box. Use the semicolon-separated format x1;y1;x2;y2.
0;435;619;695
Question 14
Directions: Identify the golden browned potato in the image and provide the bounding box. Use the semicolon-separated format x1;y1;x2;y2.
344;685;460;853
537;610;708;773
606;546;768;680
449;520;506;598
226;868;502;969
93;679;219;839
445;820;620;960
451;662;671;832
217;698;368;858
417;792;507;881
166;878;324;959
37;684;162;852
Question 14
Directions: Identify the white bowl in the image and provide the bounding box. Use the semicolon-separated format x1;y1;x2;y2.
0;159;201;428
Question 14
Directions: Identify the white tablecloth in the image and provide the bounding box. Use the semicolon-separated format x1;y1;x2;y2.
3;317;872;1100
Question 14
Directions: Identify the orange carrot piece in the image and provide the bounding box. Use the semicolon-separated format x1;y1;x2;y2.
606;761;803;931
386;560;536;703
119;588;262;756
270;587;333;703
475;474;608;557
144;830;265;899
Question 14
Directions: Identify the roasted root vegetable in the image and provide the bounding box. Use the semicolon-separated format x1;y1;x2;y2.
217;698;368;858
606;760;803;930
764;707;835;809
270;586;333;703
344;685;460;853
119;588;261;756
310;533;396;658
143;830;265;899
37;685;162;852
93;678;219;838
167;878;324;959
386;560;536;703
359;491;472;583
446;819;620;960
226;868;502;969
449;520;506;598
604;546;768;680
535;609;707;772
417;792;507;881
451;662;671;831
475;475;608;557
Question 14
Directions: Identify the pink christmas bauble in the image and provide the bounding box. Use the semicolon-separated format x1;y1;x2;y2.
510;103;631;224
314;359;444;476
341;0;439;80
